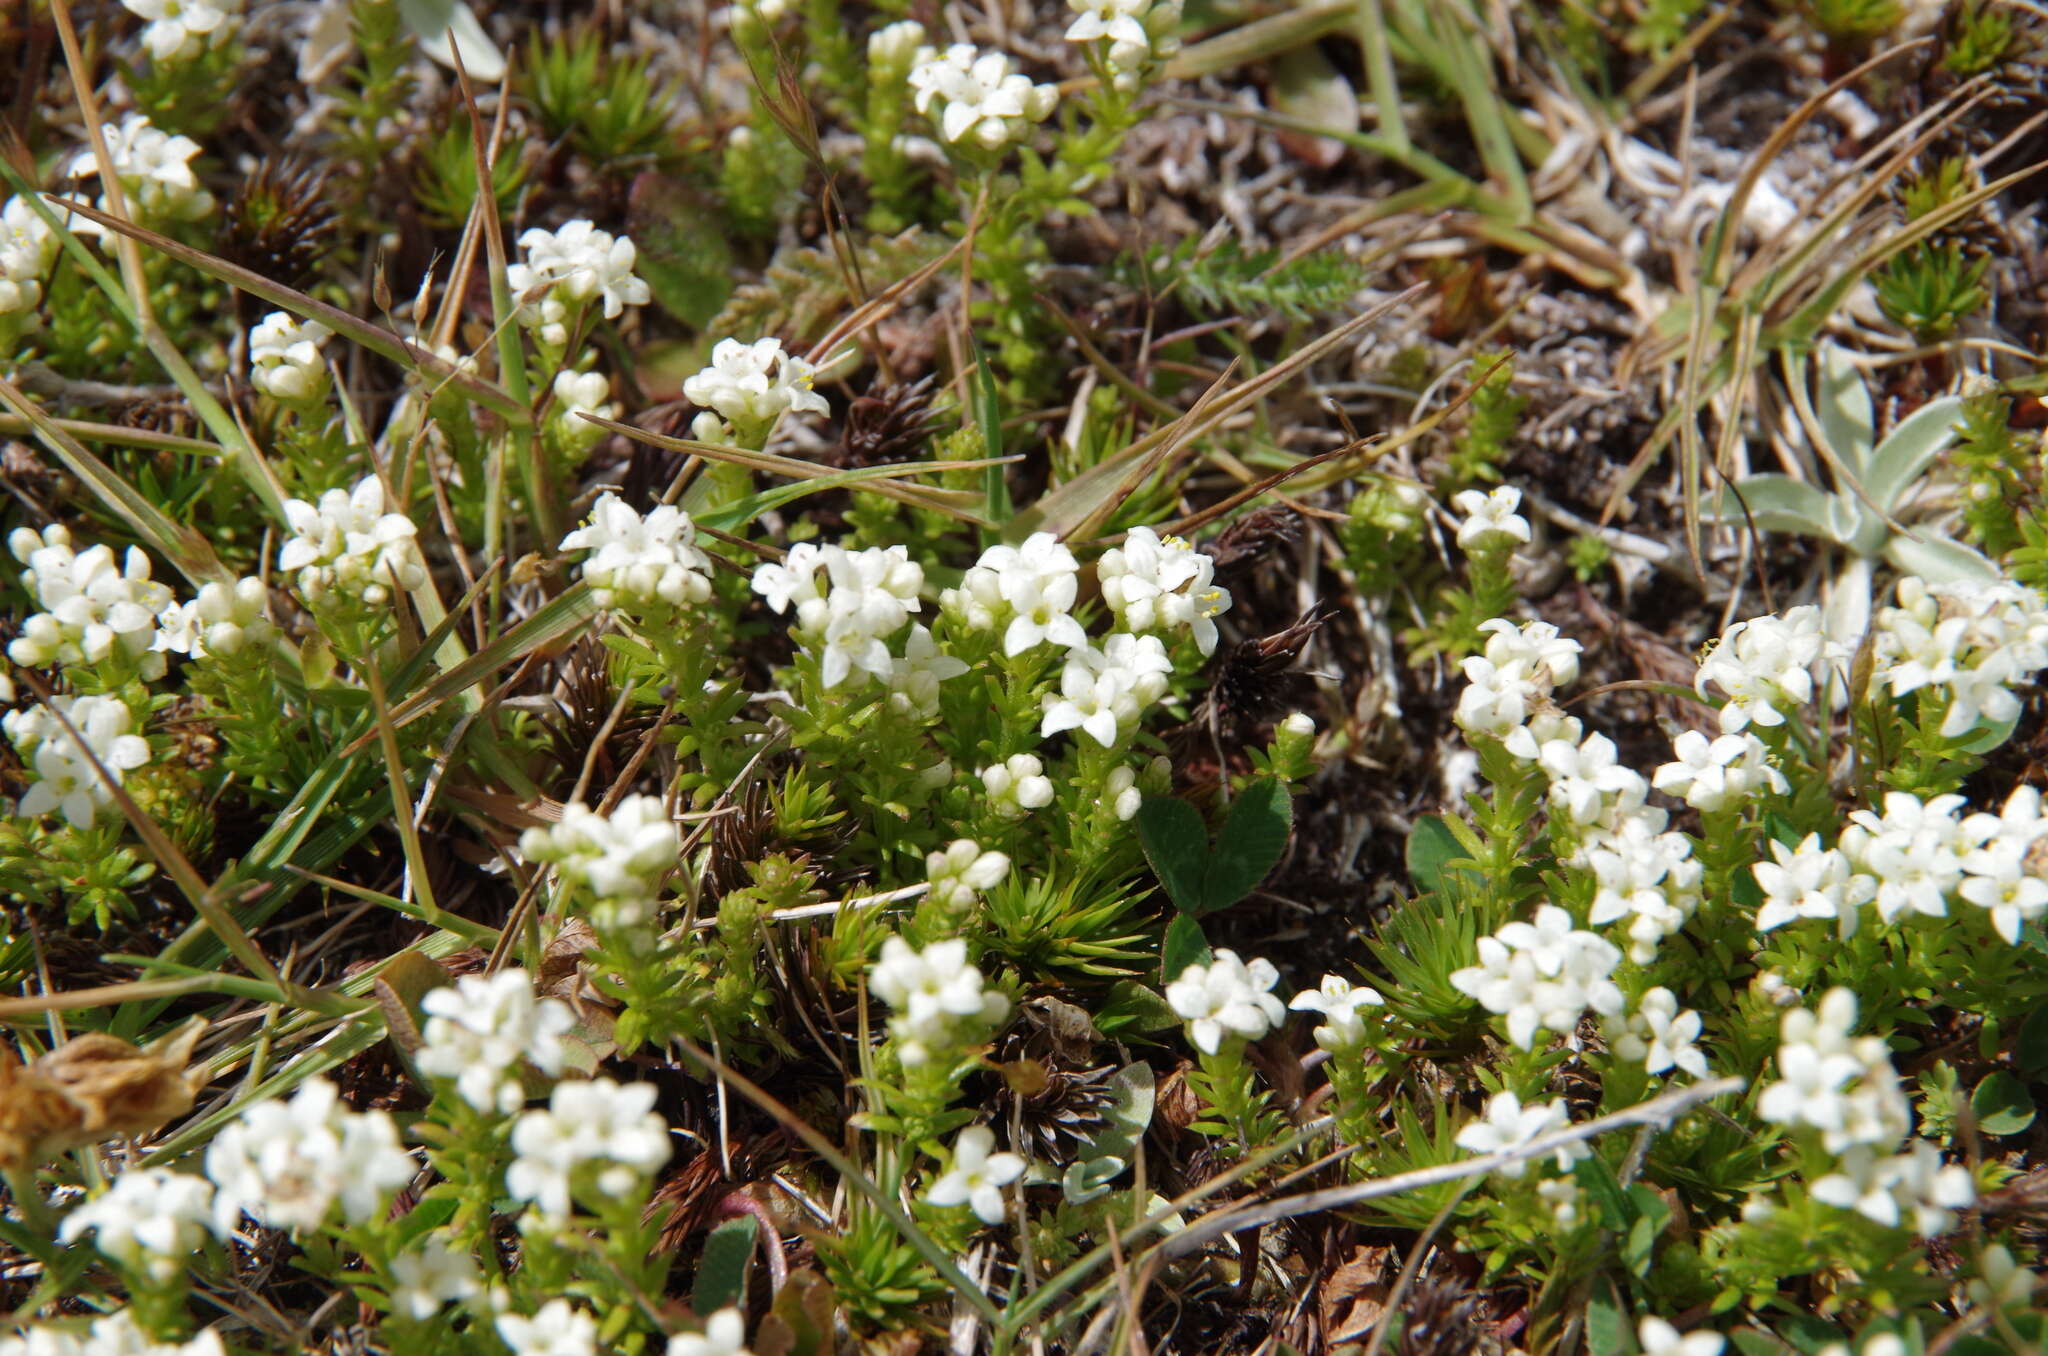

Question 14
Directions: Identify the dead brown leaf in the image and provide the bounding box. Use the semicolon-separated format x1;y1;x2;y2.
0;1020;206;1172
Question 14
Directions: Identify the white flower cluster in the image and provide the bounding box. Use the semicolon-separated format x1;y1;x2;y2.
9;524;174;680
1097;527;1232;656
204;1078;415;1234
752;542;928;691
1870;575;2048;738
944;531;1087;655
551;368;618;452
0;194;58;317
5;695;152;829
277;475;428;614
1757;989;1972;1233
65;113;214;224
907;44;1058;150
248;310;330;403
979;753;1055;818
1288;973;1384;1053
1651;730;1786;814
1452;618;1580;742
58;1167;219;1283
925;839;1010;912
1451;485;1533;552
560;493;714;616
498;1300;599;1356
886;624;968;719
1063;0;1182;89
667;1308;754;1356
868;19;927;78
1455;1090;1586;1178
1449;904;1624;1049
0;1310;224;1356
1581;813;1703;963
1040;632;1172;748
388;1239;482;1320
869;936;1011;1066
1602;986;1709;1078
1165;949;1285;1055
519;795;678;930
508;220;650;348
153;577;272;660
1755;788;2048;945
507;1077;670;1218
122;0;239;63
682;337;829;441
416;968;576;1115
1695;605;1840;734
926;1125;1026;1225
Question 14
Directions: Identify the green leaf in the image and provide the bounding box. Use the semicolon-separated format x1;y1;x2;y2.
1161;914;1211;987
1405;814;1467;897
967;331;1009;529
1584;1277;1634;1356
1863;395;1964;513
2016;1003;2048;1079
1622;1183;1672;1276
1136;795;1209;915
1204;779;1292;912
693;1215;760;1314
1093;980;1180;1036
1706;474;1837;538
1970;1070;2036;1136
1816;342;1876;477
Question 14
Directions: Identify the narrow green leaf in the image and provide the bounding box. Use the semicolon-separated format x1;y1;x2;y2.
1404;814;1467;897
1584;1276;1634;1356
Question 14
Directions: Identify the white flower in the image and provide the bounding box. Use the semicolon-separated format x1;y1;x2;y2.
507;221;650;347
1096;527;1231;655
1812;1139;1974;1235
907;44;1059;150
416;969;575;1115
248;311;330;403
506;1078;670;1218
205;1079;415;1234
867;20;927;75
1065;0;1151;49
1451;486;1532;550
926;1125;1025;1224
1449;904;1624;1049
1539;732;1649;827
1755;989;1910;1153
869;937;1009;1062
550;368;617;451
1872;575;2048;738
497;1300;599;1356
276;475;427;612
1651;730;1786;813
123;0;236;62
58;1168;218;1283
0;195;59;316
1696;606;1838;733
752;542;923;689
683;337;829;437
948;532;1087;656
1637;1318;1724;1356
887;624;969;719
519;795;678;930
1537;1176;1581;1227
668;1307;752;1356
926;839;1010;912
1603;988;1708;1078
1753;834;1871;937
1840;791;1967;924
4;696;151;829
1582;817;1701;963
561;493;713;614
65;114;214;223
1479;617;1580;686
387;1239;482;1320
1454;619;1582;745
980;753;1055;818
1165;949;1285;1054
9;524;174;678
1454;1091;1585;1178
3;1311;225;1356
153;577;272;660
1288;974;1384;1052
1968;1243;2038;1310
1040;633;1172;747
1100;763;1145;821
